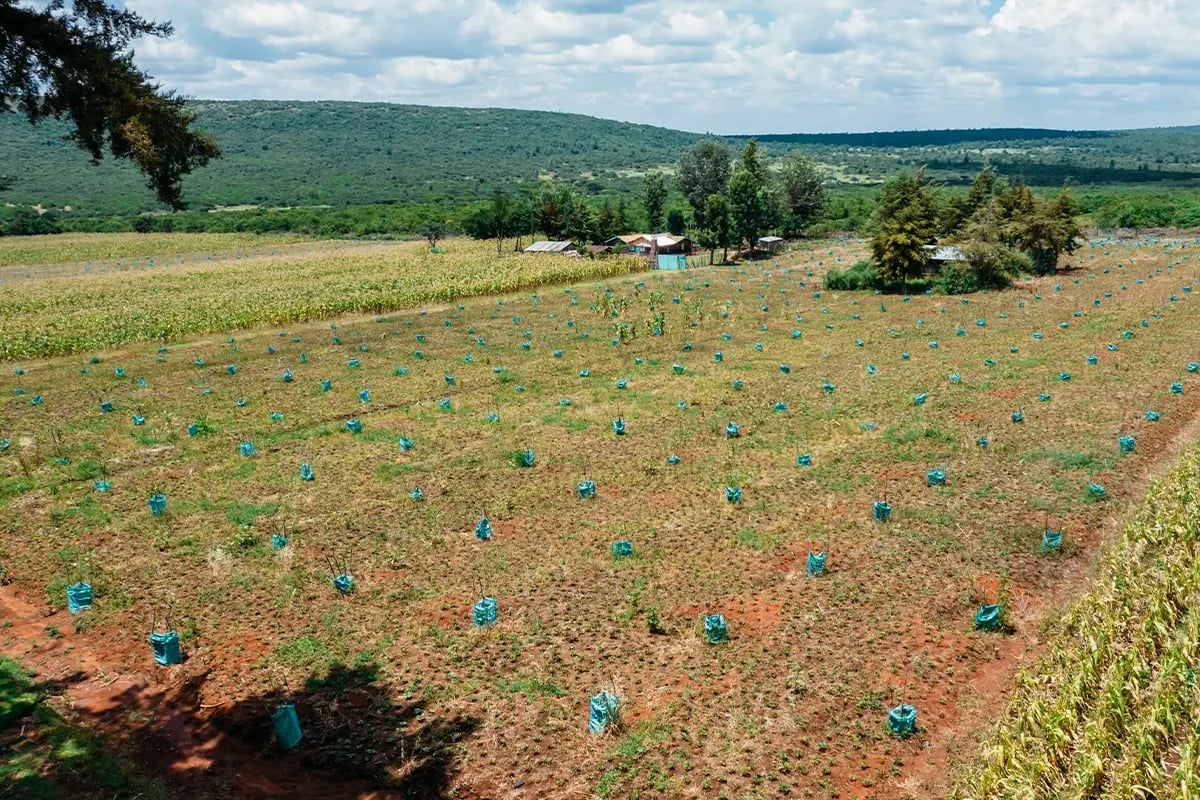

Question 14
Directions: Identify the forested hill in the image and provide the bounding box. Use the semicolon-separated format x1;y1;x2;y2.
1;100;1198;215
0;101;699;215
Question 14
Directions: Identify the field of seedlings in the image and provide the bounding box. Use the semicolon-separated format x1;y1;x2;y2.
1;235;1199;800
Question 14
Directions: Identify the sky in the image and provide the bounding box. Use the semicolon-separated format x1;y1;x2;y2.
120;0;1200;134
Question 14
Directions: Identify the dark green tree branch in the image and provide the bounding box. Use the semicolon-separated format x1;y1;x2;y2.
0;0;219;208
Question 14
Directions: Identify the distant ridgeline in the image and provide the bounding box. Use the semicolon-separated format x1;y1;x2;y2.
745;128;1113;146
0;100;1198;216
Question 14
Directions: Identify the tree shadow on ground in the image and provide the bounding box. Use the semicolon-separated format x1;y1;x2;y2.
210;658;479;799
1;655;478;800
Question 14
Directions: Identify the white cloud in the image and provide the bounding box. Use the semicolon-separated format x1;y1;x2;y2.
127;0;1200;132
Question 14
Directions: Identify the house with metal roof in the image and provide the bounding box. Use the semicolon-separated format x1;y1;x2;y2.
613;233;693;255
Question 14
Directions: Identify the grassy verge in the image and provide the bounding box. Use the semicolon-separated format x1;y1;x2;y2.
956;443;1200;799
0;656;164;799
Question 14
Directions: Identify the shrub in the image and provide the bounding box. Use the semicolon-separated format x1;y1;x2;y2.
824;259;878;290
935;242;1031;294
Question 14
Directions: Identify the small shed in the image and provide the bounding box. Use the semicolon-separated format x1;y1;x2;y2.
524;241;578;255
586;244;613;255
923;244;966;273
757;236;785;253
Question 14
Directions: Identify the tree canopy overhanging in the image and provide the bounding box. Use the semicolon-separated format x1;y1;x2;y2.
0;0;219;208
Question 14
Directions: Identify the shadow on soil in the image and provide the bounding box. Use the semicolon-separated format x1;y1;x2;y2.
1;655;478;800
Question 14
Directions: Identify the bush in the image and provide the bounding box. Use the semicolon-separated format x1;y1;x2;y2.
934;261;980;294
935;242;1031;294
824;259;878;290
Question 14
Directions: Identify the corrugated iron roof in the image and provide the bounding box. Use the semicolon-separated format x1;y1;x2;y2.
524;240;576;252
924;245;965;261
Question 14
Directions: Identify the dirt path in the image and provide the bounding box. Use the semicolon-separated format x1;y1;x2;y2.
0;584;402;800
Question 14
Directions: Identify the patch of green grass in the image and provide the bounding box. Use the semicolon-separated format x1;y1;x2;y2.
0;477;36;506
884;423;956;446
541;413;589;432
971;484;1012;501
229;461;257;478
1021;449;1111;472
304;652;382;697
262;424;335;446
49;495;110;526
223;501;279;527
374;462;417;481
595;717;673;799
735;527;780;551
273;634;331;668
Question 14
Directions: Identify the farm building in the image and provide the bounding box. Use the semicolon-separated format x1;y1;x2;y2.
524;241;579;255
923;244;966;272
757;236;785;252
606;234;645;249
607;233;694;255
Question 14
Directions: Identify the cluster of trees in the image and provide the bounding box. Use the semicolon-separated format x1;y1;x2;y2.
862;166;1082;293
675;139;825;258
459;138;828;256
459;185;639;252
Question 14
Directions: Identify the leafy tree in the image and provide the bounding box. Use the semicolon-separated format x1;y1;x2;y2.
511;191;535;251
534;186;567;239
614;195;633;233
534;184;593;244
592;198;618;244
869;169;939;289
666;208;686;236
643;171;667;232
942;164;999;235
938;201;1029;292
997;183;1081;273
729;139;780;253
875;167;938;228
0;0;220;208
870;212;932;289
488;187;510;254
419;216;445;248
4;206;60;235
677;139;731;229
703;193;734;262
779;151;826;236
